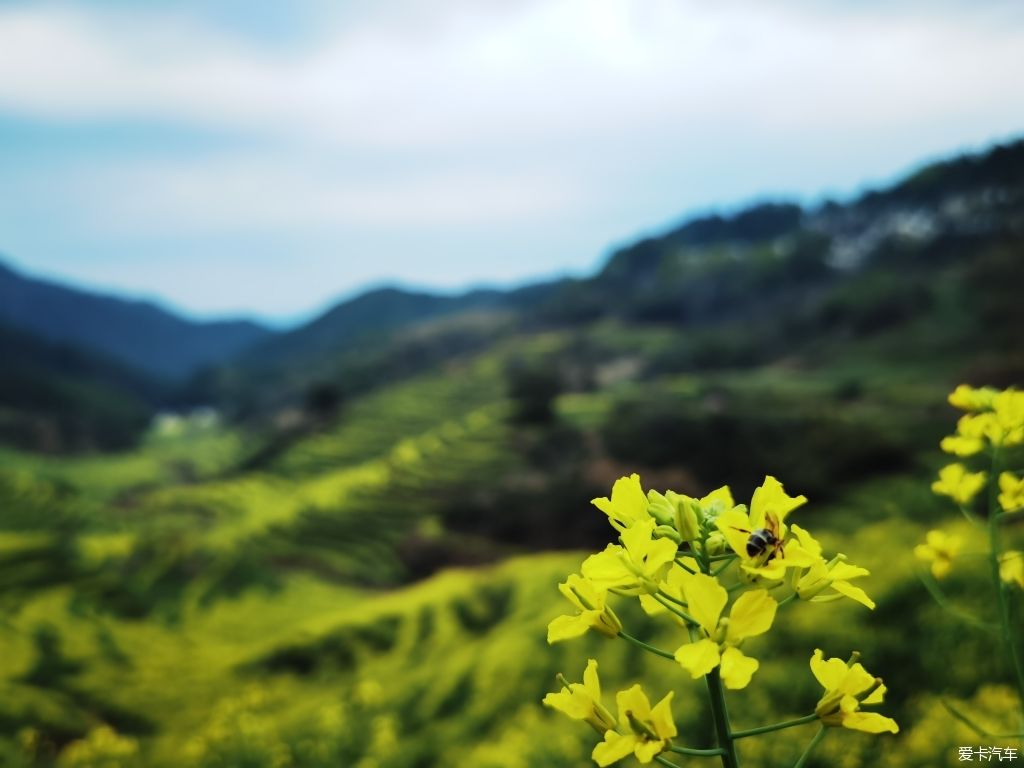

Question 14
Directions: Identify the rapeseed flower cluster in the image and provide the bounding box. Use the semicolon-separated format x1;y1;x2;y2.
545;473;896;767
921;384;1024;734
922;385;1024;586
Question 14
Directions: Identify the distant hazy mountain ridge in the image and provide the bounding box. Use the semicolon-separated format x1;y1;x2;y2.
0;260;274;380
1;136;1021;451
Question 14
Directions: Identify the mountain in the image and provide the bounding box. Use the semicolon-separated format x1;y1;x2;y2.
5;135;1022;436
0;260;275;380
179;279;567;418
0;323;158;451
245;284;551;369
178;137;1022;423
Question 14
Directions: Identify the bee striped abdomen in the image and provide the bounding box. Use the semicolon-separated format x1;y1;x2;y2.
745;528;777;559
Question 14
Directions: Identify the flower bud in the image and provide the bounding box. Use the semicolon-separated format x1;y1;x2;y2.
671;494;701;543
654;525;683;544
646;491;676;526
704;531;728;556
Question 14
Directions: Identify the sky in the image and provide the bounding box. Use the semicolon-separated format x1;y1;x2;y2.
0;0;1022;325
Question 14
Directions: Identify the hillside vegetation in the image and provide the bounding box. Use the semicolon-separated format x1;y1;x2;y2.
0;139;1022;767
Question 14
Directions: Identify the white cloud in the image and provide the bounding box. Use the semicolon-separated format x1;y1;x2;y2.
1;0;1023;316
60;156;581;233
2;0;1022;149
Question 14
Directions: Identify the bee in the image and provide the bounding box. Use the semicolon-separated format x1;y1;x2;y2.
732;526;781;560
744;528;778;559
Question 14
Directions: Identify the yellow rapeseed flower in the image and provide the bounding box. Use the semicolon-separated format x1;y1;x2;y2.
638;562;691;618
944;390;1024;452
931;464;987;506
543;659;617;734
672;572;777;689
810;650;898;734
592;474;650;532
582;518;678;595
716;476;818;580
790;525;874;608
591;685;677;766
948;384;999;412
548;574;622;643
940;433;985;457
998;472;1024;514
913;529;962;579
993;389;1024;447
999;551;1024;589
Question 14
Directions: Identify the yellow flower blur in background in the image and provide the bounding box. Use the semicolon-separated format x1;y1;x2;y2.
931;464;987;506
998;472;1024;513
999;551;1024;589
914;529;963;579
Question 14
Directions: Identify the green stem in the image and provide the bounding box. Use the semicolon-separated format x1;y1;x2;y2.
705;667;741;768
709;553;738;562
670;745;728;757
712;558;736;577
655;756;685;768
957;502;983;526
917;571;996;633
732;713;819;740
658;589;690;608
676;558;698;574
942;699;1024;739
792;726;826;768
619;630;675;661
777;593;798;608
987;448;1024;727
653;594;699;626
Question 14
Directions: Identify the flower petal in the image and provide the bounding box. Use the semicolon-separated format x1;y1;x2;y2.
674;639;721;679
810;649;848;691
582;546;633;589
751;476;807;527
716;506;753;559
583;658;601;701
841;711;899;734
789;524;823;559
649;691;678;739
726;589;777;642
681;572;728;633
547;613;593;644
829;561;870;581
592;731;638;767
840;663;878;697
643;536;680;573
862;683;886;706
634;739;664;764
720;646;759;690
638;594;668;617
616;684;653;724
593;474;649;530
542;688;585;719
831;580;876;610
